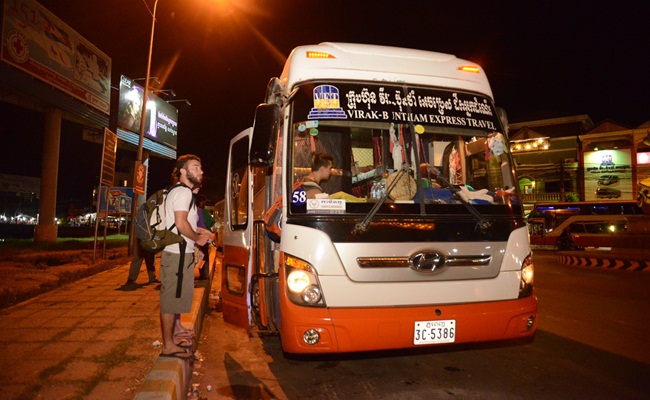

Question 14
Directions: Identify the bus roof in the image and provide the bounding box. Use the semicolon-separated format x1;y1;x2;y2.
279;42;494;98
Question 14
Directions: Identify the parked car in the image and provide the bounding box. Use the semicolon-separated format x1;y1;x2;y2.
597;175;619;186
568;219;627;249
530;214;628;249
595;187;621;199
638;177;650;215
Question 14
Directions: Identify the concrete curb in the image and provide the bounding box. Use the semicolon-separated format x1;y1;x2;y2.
558;252;650;272
135;258;213;399
135;357;192;400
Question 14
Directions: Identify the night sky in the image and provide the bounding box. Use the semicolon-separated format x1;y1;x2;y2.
1;0;649;211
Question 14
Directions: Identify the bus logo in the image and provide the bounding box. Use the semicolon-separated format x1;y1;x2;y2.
409;252;446;273
308;85;347;119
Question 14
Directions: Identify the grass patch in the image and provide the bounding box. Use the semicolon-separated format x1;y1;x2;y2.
0;235;131;309
0;235;129;256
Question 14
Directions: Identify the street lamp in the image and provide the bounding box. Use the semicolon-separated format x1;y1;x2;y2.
167;99;192;107
129;0;160;254
155;89;176;98
137;0;159;169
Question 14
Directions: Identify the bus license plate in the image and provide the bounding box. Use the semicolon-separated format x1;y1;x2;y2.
414;320;456;345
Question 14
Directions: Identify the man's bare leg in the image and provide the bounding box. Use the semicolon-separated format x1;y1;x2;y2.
174;314;194;338
161;312;191;357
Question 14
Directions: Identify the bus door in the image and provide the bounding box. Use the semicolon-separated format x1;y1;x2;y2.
528;217;546;236
249;167;278;332
222;128;255;328
528;217;546;245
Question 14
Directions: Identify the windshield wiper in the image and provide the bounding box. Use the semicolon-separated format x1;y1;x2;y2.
352;166;410;235
352;165;493;235
431;167;493;233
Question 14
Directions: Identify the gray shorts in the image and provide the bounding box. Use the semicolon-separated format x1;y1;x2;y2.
160;251;195;314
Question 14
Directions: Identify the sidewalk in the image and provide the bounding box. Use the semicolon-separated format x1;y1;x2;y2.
0;252;215;400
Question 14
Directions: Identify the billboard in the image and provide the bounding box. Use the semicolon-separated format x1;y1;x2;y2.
1;0;111;114
0;173;40;195
98;186;133;214
117;75;179;150
583;149;633;201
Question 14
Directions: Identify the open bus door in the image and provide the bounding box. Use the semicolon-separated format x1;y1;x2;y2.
222;105;281;332
248;103;283;334
221;128;254;328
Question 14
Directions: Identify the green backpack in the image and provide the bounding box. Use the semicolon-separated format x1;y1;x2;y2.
135;183;195;298
135;184;189;253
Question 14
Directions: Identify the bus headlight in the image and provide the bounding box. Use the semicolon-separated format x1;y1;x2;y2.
302;285;322;304
285;255;326;307
287;269;310;293
519;254;534;298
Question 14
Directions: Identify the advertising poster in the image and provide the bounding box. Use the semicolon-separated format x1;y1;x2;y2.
1;0;111;114
583;149;632;201
117;75;179;149
98;186;133;214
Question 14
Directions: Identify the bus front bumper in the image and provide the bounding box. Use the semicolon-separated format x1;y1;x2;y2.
280;291;538;354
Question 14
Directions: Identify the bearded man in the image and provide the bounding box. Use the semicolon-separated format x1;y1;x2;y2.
159;154;210;358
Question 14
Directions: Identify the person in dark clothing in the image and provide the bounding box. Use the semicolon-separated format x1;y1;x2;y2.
195;193;214;280
122;243;157;290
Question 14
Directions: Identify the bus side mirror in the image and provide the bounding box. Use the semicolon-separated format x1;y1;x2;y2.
250;103;281;167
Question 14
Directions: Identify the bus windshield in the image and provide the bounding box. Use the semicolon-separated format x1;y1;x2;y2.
288;81;520;216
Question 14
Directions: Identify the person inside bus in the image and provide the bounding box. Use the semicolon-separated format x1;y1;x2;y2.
265;153;334;242
303;152;366;202
302;152;334;199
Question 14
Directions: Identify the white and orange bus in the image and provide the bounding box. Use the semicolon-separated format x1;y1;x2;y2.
222;43;536;354
527;200;642;247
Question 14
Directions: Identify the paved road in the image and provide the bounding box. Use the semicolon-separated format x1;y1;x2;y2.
190;251;650;399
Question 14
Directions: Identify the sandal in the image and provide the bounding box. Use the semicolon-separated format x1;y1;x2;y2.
174;329;195;339
160;348;193;359
174;338;193;348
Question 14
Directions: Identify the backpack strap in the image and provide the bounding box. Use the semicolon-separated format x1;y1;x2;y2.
164;183;195;233
163;183;181;231
166;183;196;299
175;240;187;298
301;181;323;192
189;193;196;212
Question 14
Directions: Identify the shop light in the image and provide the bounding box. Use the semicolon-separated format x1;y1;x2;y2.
510;138;550;153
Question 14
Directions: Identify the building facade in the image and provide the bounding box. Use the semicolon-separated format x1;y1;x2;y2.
509;115;650;211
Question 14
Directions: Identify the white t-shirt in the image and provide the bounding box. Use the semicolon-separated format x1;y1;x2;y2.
163;185;197;253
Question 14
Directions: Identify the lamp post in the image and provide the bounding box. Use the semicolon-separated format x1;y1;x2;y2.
129;0;160;254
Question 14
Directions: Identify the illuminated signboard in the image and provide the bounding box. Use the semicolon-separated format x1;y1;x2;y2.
583;149;632;201
117;75;178;150
637;151;650;165
293;82;500;132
